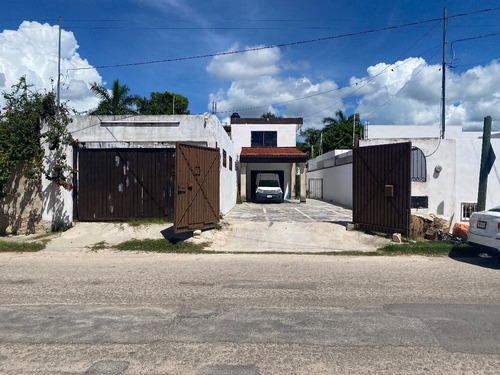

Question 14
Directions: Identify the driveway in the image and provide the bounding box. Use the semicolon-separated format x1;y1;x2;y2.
43;199;391;253
200;199;391;253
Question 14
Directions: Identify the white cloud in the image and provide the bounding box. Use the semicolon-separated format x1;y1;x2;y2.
207;45;343;127
353;58;500;129
0;21;102;112
208;48;500;131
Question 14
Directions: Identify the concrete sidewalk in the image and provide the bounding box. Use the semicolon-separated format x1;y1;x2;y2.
43;200;391;253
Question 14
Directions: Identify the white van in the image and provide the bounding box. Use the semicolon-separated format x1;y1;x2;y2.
255;173;283;202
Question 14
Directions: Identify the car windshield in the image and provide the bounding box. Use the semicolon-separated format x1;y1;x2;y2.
259;180;280;187
489;206;500;212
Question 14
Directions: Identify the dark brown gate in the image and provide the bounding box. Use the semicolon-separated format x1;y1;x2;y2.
174;143;220;233
76;148;175;221
353;142;411;237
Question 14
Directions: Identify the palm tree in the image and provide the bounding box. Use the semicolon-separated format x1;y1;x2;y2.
299;127;322;158
90;79;137;115
322;110;360;132
321;110;363;152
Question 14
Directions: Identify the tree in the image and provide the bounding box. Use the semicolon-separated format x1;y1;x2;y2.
321;110;363;152
299;127;322;158
0;77;76;198
90;79;137;115
261;112;277;119
135;91;190;115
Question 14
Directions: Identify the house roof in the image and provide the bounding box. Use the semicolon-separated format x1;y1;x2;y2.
240;147;307;163
231;118;303;125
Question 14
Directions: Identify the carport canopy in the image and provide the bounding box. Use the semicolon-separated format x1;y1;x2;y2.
239;147;308;202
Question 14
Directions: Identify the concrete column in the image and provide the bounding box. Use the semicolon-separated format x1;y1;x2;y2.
299;162;307;203
291;163;296;199
240;163;247;202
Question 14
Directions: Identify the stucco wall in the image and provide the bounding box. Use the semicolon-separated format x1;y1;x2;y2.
0;163;47;234
307;164;352;207
360;136;500;223
231;123;297;155
42;115;236;225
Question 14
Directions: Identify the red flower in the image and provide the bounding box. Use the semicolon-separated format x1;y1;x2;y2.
69;183;74;191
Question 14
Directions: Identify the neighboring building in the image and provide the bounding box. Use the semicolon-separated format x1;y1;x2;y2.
42;115;237;227
361;125;500;223
229;116;308;202
306;124;499;224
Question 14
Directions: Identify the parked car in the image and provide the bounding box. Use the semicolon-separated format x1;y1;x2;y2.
467;206;500;255
255;173;283;202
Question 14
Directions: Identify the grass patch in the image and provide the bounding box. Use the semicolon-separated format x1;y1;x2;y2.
115;238;213;253
377;241;474;256
89;241;108;251
112;238;480;257
127;218;172;227
0;240;45;252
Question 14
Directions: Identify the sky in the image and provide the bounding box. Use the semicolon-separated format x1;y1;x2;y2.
1;0;500;131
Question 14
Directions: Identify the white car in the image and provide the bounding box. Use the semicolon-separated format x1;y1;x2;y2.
467;206;500;255
255;173;283;202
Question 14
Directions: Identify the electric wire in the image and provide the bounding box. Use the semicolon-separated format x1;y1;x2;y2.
67;6;500;72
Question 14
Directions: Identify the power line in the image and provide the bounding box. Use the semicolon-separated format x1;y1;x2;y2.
68;6;500;72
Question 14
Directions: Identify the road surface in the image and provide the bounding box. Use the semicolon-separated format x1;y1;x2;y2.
0;252;499;374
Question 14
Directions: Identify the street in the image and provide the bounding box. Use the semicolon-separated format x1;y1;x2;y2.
0;252;499;374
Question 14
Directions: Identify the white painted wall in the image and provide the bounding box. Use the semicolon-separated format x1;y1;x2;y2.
231;123;297;155
361;133;500;224
360;138;458;217
307;164;352;207
42;115;236;226
245;162;292;199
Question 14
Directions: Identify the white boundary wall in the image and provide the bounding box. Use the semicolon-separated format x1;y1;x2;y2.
306;150;352;207
42;115;237;226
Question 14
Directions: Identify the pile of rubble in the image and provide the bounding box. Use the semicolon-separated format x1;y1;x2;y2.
410;214;450;240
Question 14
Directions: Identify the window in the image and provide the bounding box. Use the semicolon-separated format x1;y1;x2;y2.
411;147;426;182
411;196;428;209
251;131;277;147
229;156;233;171
461;202;477;221
222;149;227;168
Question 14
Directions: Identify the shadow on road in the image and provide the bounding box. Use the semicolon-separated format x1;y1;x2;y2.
449;247;500;270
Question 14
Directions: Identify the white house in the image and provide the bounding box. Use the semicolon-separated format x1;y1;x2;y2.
361;124;500;222
229;115;308;202
42;114;237;227
306;123;499;224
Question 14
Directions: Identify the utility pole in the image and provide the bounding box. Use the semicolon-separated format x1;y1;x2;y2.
57;16;62;113
440;8;447;139
477;116;495;212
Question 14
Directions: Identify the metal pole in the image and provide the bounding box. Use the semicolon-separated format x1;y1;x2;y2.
440;8;447;139
57;16;62;113
477;116;492;211
352;114;356;148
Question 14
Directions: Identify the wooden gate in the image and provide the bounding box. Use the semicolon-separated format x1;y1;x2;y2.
174;143;220;233
353;142;411;237
76;148;175;221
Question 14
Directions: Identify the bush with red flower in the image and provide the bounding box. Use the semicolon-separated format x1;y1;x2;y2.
0;76;77;198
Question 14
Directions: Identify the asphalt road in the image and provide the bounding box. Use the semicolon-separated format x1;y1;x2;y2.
0;252;499;374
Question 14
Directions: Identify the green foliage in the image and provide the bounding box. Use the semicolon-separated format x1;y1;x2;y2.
299;127;321;158
115;238;210;253
90;79;137;115
0;77;76;198
0;240;45;252
136;91;190;115
321;110;363;152
261;112;277;118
